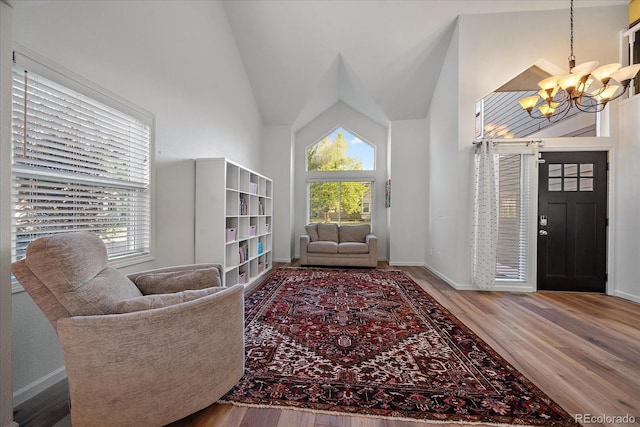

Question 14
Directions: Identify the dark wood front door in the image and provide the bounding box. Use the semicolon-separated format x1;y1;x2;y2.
537;151;607;292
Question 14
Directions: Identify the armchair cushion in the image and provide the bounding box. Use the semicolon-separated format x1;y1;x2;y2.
114;288;223;313
133;267;221;295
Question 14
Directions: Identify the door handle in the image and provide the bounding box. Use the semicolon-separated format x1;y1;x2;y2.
539;230;548;236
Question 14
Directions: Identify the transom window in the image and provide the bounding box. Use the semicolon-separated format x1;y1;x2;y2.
307;127;374;171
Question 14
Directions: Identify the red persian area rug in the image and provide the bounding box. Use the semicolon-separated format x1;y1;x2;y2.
220;268;579;426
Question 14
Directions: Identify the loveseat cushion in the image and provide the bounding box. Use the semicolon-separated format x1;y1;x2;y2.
317;223;339;242
338;242;369;254
307;241;338;254
305;223;319;241
339;225;371;243
114;288;223;313
133;267;221;295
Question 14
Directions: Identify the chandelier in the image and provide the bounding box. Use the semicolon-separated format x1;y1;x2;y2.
518;0;640;121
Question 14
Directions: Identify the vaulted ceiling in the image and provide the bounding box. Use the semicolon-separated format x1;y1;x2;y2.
222;0;628;130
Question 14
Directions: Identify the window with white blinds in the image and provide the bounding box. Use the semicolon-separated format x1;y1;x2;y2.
11;65;152;263
496;154;529;281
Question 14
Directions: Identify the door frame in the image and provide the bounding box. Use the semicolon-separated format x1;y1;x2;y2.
531;143;615;295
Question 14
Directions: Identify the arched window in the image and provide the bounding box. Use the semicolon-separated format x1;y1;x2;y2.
306;127;375;226
307;127;374;171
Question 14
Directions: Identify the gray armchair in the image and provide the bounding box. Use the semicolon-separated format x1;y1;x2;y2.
11;232;245;426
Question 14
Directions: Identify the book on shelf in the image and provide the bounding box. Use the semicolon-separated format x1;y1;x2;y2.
258;201;264;215
239;198;248;215
239;243;249;263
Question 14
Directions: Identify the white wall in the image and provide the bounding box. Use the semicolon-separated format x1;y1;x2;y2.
388;119;427;265
425;19;460;284
293;102;388;259
614;96;640;302
9;0;262;405
262;125;295;262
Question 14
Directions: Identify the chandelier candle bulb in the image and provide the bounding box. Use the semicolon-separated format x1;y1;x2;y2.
519;95;540;111
538;75;560;91
558;73;581;91
570;61;599;77
591;63;622;85
611;63;640;85
593;84;620;103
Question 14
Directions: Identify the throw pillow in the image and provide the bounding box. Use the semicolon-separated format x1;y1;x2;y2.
305;223;319;241
133;267;221;295
339;224;371;243
317;223;339;242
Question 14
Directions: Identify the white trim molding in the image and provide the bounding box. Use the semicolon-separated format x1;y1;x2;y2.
12;365;67;407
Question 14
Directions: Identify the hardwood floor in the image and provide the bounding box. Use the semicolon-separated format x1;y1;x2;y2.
19;263;640;427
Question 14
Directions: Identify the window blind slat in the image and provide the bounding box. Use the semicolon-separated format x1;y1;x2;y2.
496;154;529;281
11;64;152;263
13;71;151;138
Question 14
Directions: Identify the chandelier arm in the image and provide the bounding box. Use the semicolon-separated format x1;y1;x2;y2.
551;99;573;121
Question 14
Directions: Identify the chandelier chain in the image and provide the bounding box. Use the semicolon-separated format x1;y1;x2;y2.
569;0;574;61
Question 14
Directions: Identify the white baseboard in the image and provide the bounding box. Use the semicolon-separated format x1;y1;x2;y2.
422;263;534;293
13;365;66;407
614;290;640;304
422;262;459;289
273;258;293;263
388;261;426;267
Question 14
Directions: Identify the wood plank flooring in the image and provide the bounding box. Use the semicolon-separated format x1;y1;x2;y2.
18;262;640;427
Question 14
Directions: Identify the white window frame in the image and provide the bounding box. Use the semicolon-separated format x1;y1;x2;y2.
489;143;538;291
11;46;155;292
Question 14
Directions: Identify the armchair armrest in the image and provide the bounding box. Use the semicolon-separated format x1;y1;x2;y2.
127;263;223;295
57;284;245;426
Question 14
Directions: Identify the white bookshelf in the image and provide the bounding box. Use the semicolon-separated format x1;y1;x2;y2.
195;158;273;287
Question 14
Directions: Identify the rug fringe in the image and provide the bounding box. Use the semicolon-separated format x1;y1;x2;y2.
217;400;544;427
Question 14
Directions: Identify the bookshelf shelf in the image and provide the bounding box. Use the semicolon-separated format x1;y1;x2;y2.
195;158;273;287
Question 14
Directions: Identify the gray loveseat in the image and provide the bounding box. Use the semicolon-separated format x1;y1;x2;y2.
300;223;377;267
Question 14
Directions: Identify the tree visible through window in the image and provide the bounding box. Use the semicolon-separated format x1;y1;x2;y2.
309;181;371;225
306;127;374;226
307;128;374;171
